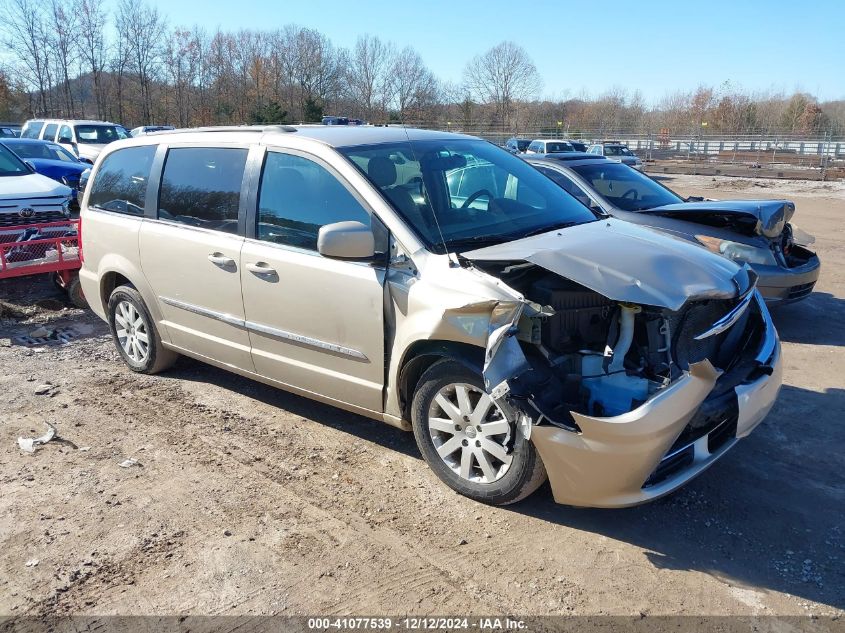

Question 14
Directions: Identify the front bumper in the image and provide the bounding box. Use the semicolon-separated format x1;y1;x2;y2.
531;292;782;508
754;253;820;305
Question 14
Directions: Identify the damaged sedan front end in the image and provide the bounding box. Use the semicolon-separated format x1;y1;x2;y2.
528;156;820;305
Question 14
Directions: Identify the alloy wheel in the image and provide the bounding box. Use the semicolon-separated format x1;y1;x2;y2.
114;300;150;364
427;383;513;484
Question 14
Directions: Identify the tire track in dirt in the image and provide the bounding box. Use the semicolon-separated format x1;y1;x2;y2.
35;372;529;614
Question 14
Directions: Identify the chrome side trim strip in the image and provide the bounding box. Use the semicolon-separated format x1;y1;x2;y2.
159;296;368;361
245;320;369;361
159;296;245;328
693;289;755;340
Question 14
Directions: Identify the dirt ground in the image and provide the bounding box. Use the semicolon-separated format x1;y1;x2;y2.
0;175;843;618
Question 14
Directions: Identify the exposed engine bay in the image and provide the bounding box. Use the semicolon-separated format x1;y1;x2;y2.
471;260;765;431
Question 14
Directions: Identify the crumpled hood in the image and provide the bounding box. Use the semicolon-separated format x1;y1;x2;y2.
644;199;795;238
462;219;750;312
0;172;72;199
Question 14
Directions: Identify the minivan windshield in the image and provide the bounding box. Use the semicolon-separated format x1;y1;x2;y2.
570;162;684;211
0;143;31;176
74;125;129;144
341;139;599;253
604;145;634;157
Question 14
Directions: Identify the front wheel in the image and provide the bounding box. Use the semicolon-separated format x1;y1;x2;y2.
411;359;547;505
107;286;177;374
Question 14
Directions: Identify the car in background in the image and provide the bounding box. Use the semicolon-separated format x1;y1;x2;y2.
21;119;130;164
587;141;643;170
0;142;73;226
0;125;20;138
0;138;88;192
529;154;820;304
130;125;175;136
535;151;602;163
526;139;575;154
505;138;532;154
567;139;588;152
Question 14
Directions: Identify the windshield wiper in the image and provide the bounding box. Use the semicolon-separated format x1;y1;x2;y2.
446;234;510;250
506;220;589;241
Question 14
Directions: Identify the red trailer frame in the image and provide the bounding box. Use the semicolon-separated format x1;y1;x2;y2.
0;219;85;306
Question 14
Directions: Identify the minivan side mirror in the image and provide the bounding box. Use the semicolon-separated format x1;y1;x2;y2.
317;221;375;260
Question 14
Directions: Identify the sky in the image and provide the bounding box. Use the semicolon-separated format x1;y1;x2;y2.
140;0;845;104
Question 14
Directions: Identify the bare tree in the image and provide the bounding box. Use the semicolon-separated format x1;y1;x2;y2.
75;0;108;118
116;0;165;123
463;41;542;128
164;28;202;126
294;28;344;121
49;0;78;116
109;17;131;123
1;0;52;114
345;34;395;121
389;47;437;121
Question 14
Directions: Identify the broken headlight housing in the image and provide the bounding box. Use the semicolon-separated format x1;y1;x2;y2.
695;235;776;266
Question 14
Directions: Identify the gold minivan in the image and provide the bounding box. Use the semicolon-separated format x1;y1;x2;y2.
78;126;782;507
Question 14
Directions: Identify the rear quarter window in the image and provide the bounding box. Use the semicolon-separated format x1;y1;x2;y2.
88;145;157;216
158;147;248;234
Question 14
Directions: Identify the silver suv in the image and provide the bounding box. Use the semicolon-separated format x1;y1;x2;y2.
79;126;782;507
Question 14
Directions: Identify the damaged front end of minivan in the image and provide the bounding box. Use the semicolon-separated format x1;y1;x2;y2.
435;219;784;508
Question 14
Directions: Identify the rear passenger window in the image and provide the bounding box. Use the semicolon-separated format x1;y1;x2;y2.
158;147;248;234
88;145;157;216
257;151;370;251
43;123;58;141
22;122;43;139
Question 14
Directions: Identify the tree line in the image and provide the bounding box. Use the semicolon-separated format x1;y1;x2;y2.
1;0;843;138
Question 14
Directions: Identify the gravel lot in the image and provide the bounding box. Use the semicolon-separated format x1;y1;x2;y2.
1;175;843;618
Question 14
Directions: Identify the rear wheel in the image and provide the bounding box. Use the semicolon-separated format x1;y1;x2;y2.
66;276;88;309
107;286;177;374
411;359;546;505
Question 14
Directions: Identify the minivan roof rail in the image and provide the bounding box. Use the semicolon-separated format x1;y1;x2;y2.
153;124;298;135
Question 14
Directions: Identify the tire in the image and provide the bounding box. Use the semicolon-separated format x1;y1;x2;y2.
51;272;64;292
66;276;88;309
411;359;547;506
107;285;177;374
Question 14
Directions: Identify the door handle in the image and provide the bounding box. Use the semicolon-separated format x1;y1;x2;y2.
208;252;235;267
245;262;277;276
